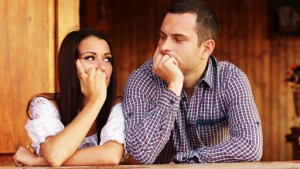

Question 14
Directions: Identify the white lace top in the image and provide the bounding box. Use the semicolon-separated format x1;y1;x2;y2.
25;97;124;155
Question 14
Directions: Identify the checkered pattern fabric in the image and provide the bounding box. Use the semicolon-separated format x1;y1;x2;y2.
123;56;262;164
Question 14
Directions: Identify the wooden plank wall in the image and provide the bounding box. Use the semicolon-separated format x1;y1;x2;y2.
0;0;79;162
109;0;175;96
207;0;300;161
81;0;300;161
0;0;55;155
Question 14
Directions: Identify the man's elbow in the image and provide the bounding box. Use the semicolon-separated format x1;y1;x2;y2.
248;149;262;162
131;152;156;164
243;143;262;162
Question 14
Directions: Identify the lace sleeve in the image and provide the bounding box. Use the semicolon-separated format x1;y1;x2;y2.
24;97;64;155
100;103;125;145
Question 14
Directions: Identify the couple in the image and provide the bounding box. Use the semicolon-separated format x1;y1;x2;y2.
13;0;262;166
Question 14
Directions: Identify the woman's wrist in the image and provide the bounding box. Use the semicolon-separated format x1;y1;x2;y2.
32;156;48;166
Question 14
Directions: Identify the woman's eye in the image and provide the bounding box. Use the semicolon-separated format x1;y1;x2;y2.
104;57;112;62
84;56;95;60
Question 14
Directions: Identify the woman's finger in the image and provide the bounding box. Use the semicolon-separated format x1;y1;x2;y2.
13;155;23;167
76;59;86;77
87;67;96;79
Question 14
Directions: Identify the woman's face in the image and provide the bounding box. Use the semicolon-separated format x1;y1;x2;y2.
78;35;113;86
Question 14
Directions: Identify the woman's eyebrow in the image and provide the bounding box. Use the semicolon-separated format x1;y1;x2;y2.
104;52;112;56
79;51;96;56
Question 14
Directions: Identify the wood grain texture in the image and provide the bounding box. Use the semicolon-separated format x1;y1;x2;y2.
80;0;300;161
0;0;53;153
1;0;299;162
0;0;79;154
2;161;300;169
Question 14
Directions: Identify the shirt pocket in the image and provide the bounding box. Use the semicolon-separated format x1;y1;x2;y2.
195;116;229;146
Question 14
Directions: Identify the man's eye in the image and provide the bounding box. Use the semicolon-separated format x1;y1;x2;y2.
104;57;112;62
159;34;166;40
174;38;183;42
160;36;166;40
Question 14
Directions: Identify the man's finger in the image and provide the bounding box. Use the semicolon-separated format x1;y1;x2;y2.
165;56;178;66
158;54;170;67
153;47;162;68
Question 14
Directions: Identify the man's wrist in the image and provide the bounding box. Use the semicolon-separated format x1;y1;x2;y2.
167;81;183;96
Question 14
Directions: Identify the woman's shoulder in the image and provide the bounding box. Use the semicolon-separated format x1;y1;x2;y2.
30;96;58;109
28;96;60;119
111;96;122;112
100;98;124;146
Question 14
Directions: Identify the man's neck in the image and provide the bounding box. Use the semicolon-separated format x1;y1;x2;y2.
183;74;200;101
183;61;208;101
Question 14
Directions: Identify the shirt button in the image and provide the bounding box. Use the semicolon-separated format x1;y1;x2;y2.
170;99;175;104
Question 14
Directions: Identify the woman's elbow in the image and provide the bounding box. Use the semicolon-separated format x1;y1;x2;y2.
47;159;64;167
101;145;123;165
104;150;123;165
41;146;65;167
42;152;64;167
105;155;121;165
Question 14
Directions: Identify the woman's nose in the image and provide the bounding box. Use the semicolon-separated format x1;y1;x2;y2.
96;61;106;71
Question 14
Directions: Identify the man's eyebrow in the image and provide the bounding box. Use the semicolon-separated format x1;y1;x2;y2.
159;30;166;36
160;30;188;38
79;51;96;56
173;33;189;38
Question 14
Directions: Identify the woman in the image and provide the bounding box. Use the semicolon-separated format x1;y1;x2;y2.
13;29;124;167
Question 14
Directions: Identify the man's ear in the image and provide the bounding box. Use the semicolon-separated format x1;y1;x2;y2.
201;39;215;59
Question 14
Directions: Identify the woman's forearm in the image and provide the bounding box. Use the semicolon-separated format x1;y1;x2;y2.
41;100;104;166
14;141;122;167
63;141;123;166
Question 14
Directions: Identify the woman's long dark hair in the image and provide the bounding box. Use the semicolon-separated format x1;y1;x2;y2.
27;29;116;144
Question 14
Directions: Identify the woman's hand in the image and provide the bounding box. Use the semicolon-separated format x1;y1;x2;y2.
76;59;107;104
13;146;47;167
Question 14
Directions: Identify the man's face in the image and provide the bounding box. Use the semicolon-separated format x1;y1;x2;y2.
158;13;206;75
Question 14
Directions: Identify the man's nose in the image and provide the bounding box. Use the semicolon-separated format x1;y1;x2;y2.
160;39;172;54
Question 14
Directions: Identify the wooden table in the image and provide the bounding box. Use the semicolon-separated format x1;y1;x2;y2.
2;161;300;169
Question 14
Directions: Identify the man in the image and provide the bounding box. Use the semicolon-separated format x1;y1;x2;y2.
123;0;262;164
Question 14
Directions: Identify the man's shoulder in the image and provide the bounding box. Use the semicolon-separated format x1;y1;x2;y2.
128;58;154;79
124;58;163;95
216;60;245;77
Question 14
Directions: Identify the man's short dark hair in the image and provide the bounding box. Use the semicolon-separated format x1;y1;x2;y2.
168;0;219;45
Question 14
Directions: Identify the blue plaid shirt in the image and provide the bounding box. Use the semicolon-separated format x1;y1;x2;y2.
123;56;262;164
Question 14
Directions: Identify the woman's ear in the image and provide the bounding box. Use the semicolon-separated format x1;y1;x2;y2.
201;39;215;59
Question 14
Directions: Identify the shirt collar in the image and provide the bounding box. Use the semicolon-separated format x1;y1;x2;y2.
198;55;218;89
147;57;217;89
